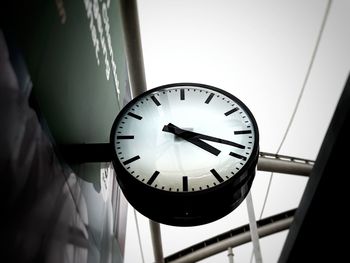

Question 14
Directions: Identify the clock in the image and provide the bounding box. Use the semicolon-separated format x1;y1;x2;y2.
110;83;259;226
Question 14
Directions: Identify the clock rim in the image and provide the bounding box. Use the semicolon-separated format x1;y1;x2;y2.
110;82;259;196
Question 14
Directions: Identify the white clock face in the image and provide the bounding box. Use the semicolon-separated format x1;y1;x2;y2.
112;84;257;193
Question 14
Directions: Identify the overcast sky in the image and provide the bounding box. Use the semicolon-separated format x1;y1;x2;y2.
124;1;350;262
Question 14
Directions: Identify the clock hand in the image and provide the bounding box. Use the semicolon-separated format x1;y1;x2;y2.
162;123;221;156
163;123;245;149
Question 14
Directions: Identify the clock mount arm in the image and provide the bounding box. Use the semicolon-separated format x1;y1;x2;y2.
57;143;113;163
57;144;313;177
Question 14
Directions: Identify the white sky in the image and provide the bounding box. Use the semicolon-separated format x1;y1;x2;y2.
124;1;350;262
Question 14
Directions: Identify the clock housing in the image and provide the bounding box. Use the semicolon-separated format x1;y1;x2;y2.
110;83;259;226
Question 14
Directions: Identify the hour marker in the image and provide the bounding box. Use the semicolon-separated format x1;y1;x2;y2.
224;107;238;116
210;169;224;183
117;135;134;139
205;93;214;104
183;176;188;191
127;112;142;120
180;89;185;100
234;130;252;135
147;171;160;185
151;95;161;106
123;155;140;165
229;152;247;161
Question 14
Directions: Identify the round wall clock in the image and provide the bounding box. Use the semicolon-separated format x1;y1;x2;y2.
110;83;259;226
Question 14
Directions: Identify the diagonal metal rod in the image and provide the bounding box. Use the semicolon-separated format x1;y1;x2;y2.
166;211;294;263
246;192;263;263
120;1;165;262
257;152;314;176
120;0;147;97
169;218;293;263
149;220;165;263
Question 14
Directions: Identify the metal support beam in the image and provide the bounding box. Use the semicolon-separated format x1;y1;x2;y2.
120;2;165;263
257;152;314;176
227;247;234;263
120;0;147;97
246;192;263;263
167;216;293;263
149;220;165;263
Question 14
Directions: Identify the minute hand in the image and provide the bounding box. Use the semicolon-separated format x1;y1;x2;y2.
164;123;245;149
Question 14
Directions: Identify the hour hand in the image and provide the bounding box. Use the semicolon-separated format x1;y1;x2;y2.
162;123;221;156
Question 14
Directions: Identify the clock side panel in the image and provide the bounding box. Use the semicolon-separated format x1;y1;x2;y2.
112;155;257;226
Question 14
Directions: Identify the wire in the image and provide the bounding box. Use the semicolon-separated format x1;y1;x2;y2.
259;0;332;220
134;208;146;263
249;1;333;262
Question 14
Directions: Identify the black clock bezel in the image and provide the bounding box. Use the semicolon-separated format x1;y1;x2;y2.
110;83;259;226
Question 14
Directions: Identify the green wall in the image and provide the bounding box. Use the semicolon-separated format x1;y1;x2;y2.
10;0;131;262
13;0;130;144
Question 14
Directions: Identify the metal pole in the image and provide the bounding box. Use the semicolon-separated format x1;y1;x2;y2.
149;220;165;263
246;192;263;263
168;217;293;263
227;247;234;263
257;152;313;176
120;2;165;263
120;0;147;97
